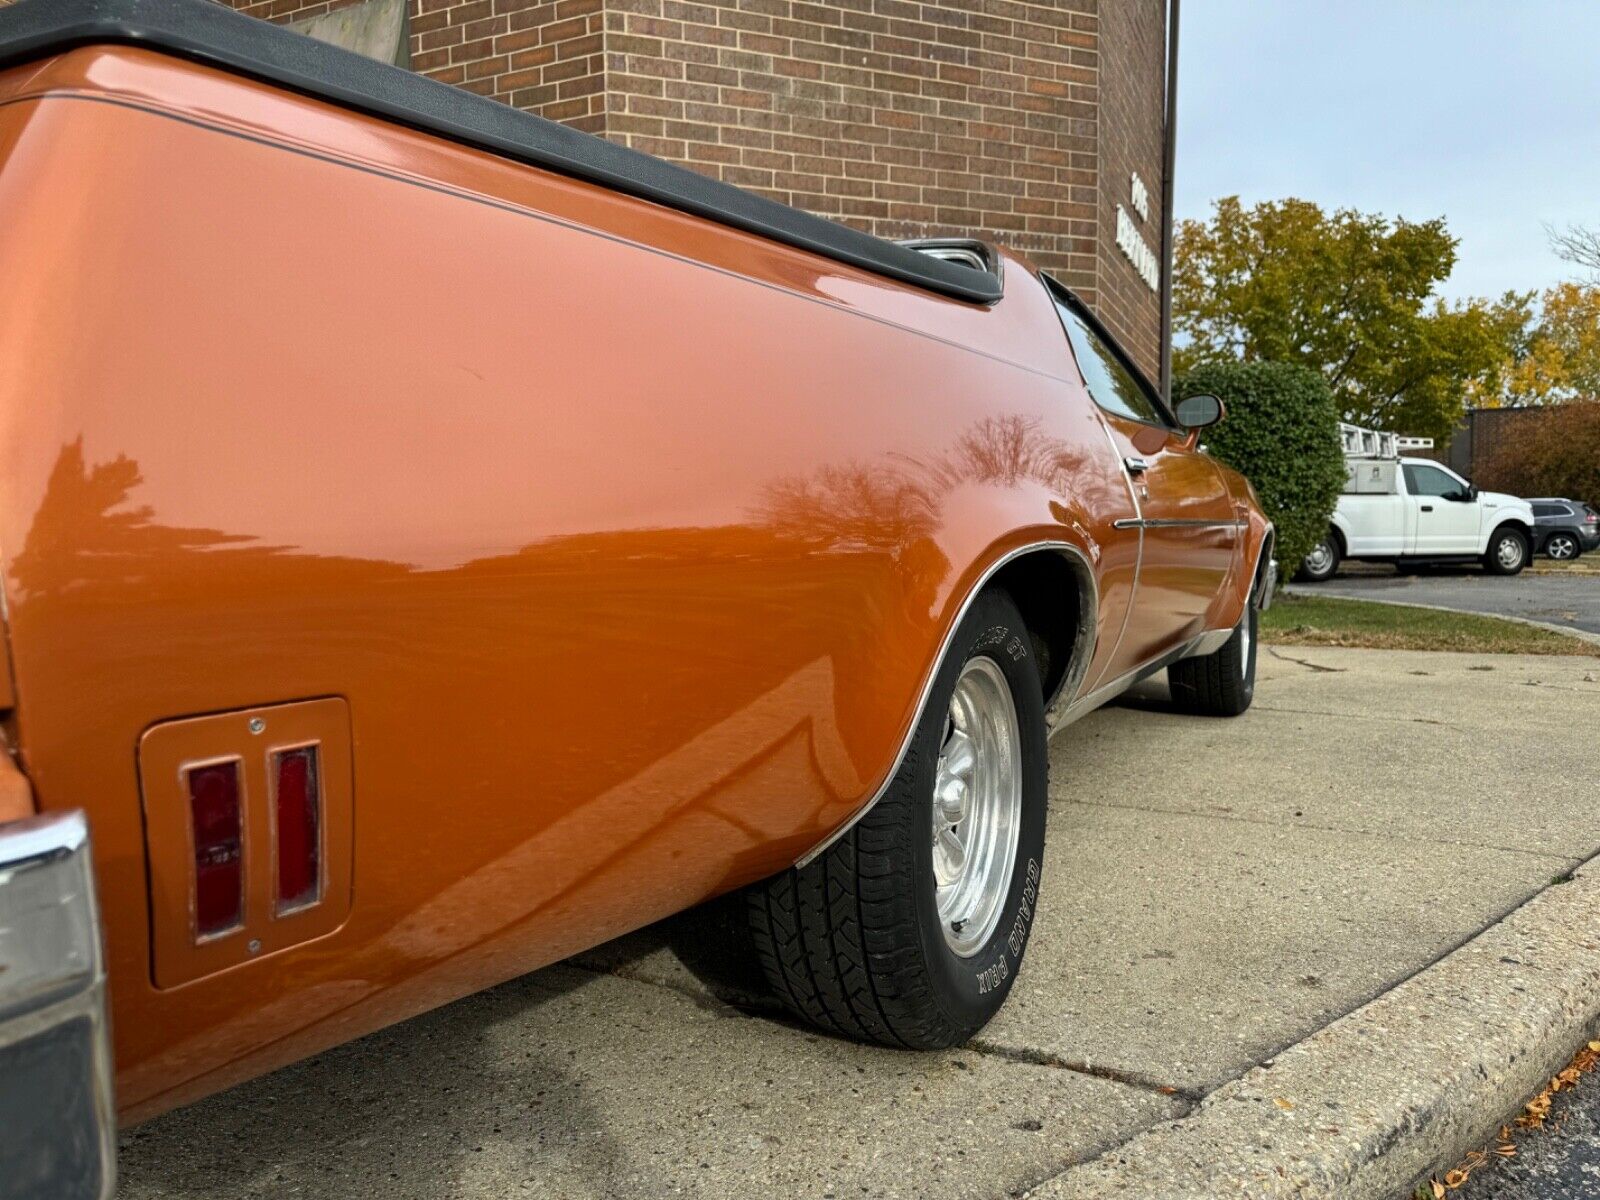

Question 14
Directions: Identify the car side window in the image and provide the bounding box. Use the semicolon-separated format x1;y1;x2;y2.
1052;296;1168;427
1402;464;1461;497
1531;502;1563;518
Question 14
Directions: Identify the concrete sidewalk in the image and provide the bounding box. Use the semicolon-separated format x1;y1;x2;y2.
118;648;1600;1200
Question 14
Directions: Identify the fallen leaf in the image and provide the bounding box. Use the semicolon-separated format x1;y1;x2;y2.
1273;1097;1295;1111
1444;1168;1469;1187
1431;1181;1446;1199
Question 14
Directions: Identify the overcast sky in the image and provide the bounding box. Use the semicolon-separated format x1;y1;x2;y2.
1175;0;1600;302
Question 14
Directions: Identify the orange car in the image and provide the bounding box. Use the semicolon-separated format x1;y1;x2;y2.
0;1;1274;1194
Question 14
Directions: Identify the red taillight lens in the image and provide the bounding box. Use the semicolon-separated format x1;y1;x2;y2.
273;747;321;913
185;761;243;938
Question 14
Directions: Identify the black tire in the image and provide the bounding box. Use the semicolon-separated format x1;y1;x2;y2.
747;589;1048;1050
1482;526;1530;576
1294;532;1340;582
1167;602;1258;717
1545;532;1581;561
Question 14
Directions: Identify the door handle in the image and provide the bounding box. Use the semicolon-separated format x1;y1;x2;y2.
1124;456;1150;475
1421;505;1434;512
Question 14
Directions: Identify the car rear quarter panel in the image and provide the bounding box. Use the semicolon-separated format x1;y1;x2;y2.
0;48;1184;1118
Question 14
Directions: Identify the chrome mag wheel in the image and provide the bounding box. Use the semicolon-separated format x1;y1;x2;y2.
932;656;1022;958
1548;534;1577;560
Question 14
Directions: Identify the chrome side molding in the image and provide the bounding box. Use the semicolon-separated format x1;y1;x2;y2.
1112;517;1248;530
0;811;116;1200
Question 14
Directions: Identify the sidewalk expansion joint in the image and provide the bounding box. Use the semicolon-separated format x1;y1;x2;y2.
1265;646;1347;672
1254;702;1473;730
965;1039;1201;1106
565;958;770;1020
571;957;1203;1105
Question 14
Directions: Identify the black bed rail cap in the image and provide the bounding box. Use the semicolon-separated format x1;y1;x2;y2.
0;0;1003;305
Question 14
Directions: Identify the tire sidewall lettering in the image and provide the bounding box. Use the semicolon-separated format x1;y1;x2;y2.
909;596;1048;1027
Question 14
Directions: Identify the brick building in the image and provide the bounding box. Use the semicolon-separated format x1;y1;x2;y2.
1;0;1176;379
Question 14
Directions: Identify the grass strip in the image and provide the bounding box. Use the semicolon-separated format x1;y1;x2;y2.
1263;593;1600;657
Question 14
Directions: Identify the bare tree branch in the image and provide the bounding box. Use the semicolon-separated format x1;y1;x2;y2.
1546;221;1600;280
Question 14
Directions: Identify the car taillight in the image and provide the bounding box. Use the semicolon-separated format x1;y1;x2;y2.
185;760;243;938
273;746;321;913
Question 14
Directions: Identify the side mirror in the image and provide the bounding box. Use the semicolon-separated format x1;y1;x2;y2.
1450;485;1478;502
1174;393;1224;431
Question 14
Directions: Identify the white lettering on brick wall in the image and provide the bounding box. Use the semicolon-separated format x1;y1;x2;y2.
1116;206;1160;293
1130;172;1150;221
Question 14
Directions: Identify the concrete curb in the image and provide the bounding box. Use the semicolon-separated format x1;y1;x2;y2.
1026;858;1600;1199
1281;584;1600;648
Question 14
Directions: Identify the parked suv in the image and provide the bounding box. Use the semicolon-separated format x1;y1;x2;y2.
1529;498;1600;560
1298;454;1536;581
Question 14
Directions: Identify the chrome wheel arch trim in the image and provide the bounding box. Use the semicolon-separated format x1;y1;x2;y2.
794;539;1098;870
1248;524;1277;612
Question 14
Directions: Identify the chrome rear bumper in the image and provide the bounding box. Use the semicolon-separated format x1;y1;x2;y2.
0;811;116;1200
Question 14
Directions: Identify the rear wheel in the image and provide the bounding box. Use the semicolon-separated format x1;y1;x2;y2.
1546;532;1580;561
1167;601;1258;717
1483;527;1529;576
1295;533;1340;582
747;589;1048;1049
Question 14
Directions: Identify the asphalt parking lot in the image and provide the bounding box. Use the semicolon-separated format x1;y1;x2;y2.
1457;1073;1600;1200
118;647;1600;1200
1309;564;1600;635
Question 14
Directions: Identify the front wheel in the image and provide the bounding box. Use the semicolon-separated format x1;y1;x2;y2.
1295;534;1340;582
1167;601;1258;717
1483;527;1529;576
748;589;1048;1049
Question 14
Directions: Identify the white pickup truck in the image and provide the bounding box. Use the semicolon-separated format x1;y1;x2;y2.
1297;426;1536;581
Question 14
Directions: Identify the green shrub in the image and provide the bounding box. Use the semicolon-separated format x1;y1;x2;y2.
1175;361;1345;575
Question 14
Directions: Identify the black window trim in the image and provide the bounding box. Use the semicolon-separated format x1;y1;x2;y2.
1040;272;1178;432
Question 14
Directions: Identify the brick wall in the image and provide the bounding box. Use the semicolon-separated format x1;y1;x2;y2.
7;0;1170;376
593;0;1107;309
412;0;608;131
213;0;611;131
1094;0;1166;379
